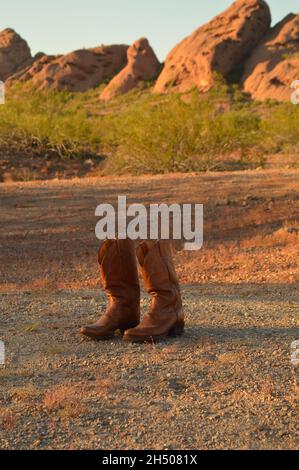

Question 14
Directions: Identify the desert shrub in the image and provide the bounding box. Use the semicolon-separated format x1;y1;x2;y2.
0;81;297;175
262;102;299;153
0;84;102;158
102;90;264;174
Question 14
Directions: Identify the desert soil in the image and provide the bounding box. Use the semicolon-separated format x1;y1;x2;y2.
0;170;298;450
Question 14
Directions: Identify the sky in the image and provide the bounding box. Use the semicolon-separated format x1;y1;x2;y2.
1;0;298;61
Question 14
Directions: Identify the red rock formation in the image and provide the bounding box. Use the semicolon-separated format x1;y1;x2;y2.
154;0;271;94
242;14;299;101
0;28;32;81
100;38;160;101
7;45;129;92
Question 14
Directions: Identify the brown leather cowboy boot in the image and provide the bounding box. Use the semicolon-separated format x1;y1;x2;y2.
80;239;140;340
124;240;184;343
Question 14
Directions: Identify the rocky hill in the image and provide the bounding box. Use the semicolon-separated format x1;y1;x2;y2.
154;0;271;94
242;13;299;101
0;28;32;81
6;45;129;92
1;0;299;101
100;38;160;101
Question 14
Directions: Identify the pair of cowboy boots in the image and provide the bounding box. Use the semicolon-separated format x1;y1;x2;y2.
80;239;184;343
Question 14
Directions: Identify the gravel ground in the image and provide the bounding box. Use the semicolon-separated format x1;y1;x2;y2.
1;285;298;450
0;170;298;449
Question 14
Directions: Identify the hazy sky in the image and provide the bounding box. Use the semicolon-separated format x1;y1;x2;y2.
1;0;298;61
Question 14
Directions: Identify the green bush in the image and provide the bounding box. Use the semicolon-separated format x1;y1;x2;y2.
102;90;264;173
0;85;102;158
0;82;297;174
262;103;299;153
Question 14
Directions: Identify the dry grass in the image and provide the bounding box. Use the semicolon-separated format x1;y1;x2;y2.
178;229;299;285
16;322;42;333
0;409;17;431
28;278;59;293
43;345;68;355
217;351;247;364
259;380;276;399
241;228;299;249
90;378;116;399
43;385;86;419
10;383;41;403
42;378;115;419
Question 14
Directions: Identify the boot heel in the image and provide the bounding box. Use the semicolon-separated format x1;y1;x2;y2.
168;323;185;337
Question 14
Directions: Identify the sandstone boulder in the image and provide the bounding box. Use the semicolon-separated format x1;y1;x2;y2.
100;38;160;101
154;0;271;94
0;28;32;81
7;45;129;92
242;14;299;101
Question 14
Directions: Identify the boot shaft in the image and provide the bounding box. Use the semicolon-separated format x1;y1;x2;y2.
136;240;182;311
80;239;140;340
99;239;140;306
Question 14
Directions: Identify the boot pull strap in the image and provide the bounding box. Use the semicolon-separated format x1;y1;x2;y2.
98;239;115;265
136;242;149;266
